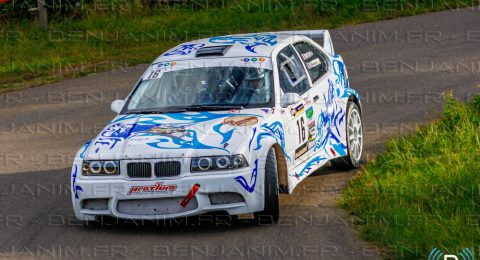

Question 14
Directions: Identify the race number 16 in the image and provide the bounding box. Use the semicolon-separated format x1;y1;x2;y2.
296;117;306;144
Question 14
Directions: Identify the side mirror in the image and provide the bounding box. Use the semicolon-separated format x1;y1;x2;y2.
111;100;125;114
280;93;302;108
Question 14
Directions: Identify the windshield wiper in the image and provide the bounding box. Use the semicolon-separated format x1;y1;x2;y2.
184;105;245;111
125;105;244;114
125;108;188;114
125;110;163;114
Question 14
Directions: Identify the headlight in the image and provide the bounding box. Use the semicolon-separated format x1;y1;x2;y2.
191;155;248;172
82;161;120;176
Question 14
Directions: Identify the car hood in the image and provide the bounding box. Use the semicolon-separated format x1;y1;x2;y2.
83;109;273;160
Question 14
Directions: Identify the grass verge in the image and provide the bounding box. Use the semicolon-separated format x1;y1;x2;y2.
1;0;478;92
339;94;480;259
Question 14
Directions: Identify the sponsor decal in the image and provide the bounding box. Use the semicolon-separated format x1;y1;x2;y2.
295;142;308;159
228;109;241;114
306;107;314;120
147;124;190;138
240;57;266;62
290;103;305;117
308;125;317;150
157;61;176;68
301;51;313;60
223;115;258;126
127;182;177;195
305;106;317;147
306;58;321;69
308;127;315;140
180;184;200;208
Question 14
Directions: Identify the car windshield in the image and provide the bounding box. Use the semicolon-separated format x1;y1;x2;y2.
124;66;273;114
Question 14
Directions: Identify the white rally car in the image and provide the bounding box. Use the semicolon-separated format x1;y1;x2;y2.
71;30;363;224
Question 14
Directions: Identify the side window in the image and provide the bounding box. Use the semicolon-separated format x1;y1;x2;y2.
293;42;329;84
276;45;310;95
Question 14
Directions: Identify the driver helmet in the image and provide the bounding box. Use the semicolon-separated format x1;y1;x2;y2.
244;68;266;81
244;68;266;91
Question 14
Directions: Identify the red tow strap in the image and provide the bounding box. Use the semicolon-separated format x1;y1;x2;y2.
180;184;200;208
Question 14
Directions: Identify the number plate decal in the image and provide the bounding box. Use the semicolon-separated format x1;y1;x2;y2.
294;106;318;161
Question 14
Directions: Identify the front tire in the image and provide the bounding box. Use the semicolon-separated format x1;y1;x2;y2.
254;148;280;224
330;101;363;170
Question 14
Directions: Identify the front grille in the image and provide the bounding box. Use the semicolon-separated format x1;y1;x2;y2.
155;161;181;177
127;162;152;178
117;197;197;215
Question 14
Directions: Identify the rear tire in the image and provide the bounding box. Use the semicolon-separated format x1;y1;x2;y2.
254;148;280;225
330;101;363;170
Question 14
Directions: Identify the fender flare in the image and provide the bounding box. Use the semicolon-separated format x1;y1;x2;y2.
251;137;290;195
348;94;362;115
271;143;289;194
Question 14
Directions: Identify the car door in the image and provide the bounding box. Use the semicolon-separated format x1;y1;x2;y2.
292;41;331;158
276;44;314;168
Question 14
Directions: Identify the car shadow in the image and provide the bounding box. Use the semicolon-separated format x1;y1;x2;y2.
80;214;265;234
0;168;273;239
0;167;376;260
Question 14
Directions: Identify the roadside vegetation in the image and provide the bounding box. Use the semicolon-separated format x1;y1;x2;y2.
1;0;477;92
340;94;480;259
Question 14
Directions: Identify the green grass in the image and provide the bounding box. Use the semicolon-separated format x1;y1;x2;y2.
1;0;477;92
339;94;480;259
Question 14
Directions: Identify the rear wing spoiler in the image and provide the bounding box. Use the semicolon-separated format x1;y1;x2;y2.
268;30;335;55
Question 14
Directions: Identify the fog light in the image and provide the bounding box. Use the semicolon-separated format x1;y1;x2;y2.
81;199;109;210
208;193;245;205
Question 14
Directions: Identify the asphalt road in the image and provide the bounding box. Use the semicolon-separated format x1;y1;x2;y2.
1;7;479;259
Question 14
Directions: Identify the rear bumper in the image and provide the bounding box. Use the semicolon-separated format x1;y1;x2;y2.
71;166;265;221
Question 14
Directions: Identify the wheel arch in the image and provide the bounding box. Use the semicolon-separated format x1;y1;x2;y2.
348;94;362;114
271;143;289;194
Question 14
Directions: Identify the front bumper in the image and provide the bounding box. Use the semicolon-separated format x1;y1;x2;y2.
72;167;265;221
